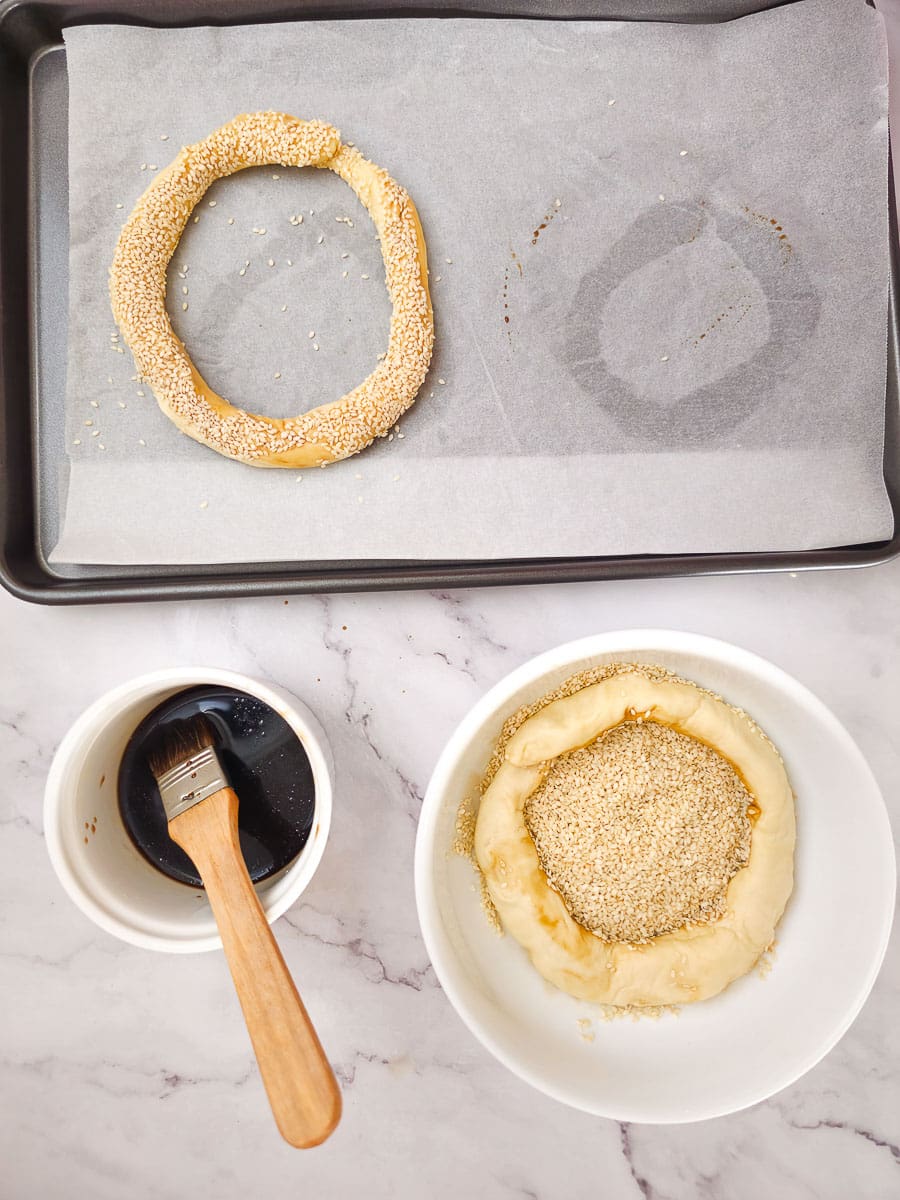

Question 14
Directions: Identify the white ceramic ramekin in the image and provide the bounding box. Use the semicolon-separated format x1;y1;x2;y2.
44;667;333;953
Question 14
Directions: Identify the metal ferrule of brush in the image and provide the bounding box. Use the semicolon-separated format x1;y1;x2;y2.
155;745;230;822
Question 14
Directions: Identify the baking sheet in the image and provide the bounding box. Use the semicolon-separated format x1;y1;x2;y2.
50;0;892;565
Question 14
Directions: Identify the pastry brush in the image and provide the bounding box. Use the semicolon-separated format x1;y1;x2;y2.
147;713;341;1148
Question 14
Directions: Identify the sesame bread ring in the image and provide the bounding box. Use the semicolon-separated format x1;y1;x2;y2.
109;111;434;467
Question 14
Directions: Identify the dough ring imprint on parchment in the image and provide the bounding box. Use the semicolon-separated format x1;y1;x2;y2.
110;112;434;468
562;198;820;446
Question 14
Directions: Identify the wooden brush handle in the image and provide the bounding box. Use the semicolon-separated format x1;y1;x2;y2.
168;787;341;1149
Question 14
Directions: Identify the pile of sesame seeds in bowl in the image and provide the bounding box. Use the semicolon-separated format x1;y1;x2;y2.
524;718;753;946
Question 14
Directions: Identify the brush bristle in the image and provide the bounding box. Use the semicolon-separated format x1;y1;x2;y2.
146;713;218;781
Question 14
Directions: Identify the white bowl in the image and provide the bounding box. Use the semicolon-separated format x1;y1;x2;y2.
415;630;896;1123
45;667;333;954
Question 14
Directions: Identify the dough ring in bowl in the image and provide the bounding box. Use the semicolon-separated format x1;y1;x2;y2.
109;111;434;468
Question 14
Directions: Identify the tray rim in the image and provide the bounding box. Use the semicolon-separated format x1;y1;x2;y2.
1;0;898;605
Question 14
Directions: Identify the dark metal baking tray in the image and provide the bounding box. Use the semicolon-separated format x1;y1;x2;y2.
1;0;897;604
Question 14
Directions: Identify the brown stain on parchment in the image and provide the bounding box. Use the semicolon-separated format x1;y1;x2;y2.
742;206;792;259
503;202;561;339
690;202;790;348
690;298;754;347
531;202;561;246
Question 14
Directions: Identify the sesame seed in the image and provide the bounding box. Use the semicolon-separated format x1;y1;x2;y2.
84;420;93;427
680;149;688;156
138;439;146;446
239;268;246;277
281;305;288;312
341;252;349;259
192;216;199;223
228;217;235;224
313;343;319;352
434;275;442;282
182;301;188;311
199;499;209;509
309;209;315;215
272;173;280;180
136;390;145;397
160;134;169;141
342;270;348;278
140;163;147;170
445;258;452;264
661;355;669;362
286;259;293;266
116;203;124;210
98;443;106;450
438;378;446;385
608;98;616;106
91;430;100;437
361;274;370;279
555;198;562;208
659;194;666;201
335;216;354;227
90;400;99;408
317;235;325;244
308;331;315;339
182;285;188;295
73;439;81;446
208;200;217;207
149;165;157;171
392;474;400;482
118;401;127;409
267;258;275;267
274;372;281;379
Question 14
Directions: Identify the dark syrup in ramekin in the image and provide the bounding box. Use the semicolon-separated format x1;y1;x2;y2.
118;685;315;887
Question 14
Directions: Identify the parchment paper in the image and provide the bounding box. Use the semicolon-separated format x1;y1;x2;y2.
52;0;892;565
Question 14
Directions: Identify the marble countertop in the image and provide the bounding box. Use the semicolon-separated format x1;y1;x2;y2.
1;562;897;1198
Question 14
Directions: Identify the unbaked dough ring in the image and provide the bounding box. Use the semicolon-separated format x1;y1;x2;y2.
109;111;434;467
475;669;795;1007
